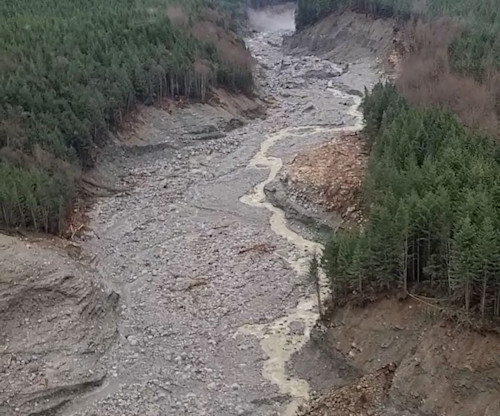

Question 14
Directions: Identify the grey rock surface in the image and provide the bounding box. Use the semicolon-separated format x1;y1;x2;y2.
0;235;119;416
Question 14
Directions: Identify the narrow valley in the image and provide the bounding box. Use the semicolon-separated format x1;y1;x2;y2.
2;2;499;416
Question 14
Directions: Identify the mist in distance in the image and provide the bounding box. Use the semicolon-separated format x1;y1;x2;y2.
247;2;296;32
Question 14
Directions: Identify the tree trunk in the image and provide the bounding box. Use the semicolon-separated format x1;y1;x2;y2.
495;287;500;317
481;271;488;318
403;241;408;293
465;276;470;312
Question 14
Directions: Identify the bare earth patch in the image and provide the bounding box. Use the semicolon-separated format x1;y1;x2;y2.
287;132;368;224
292;298;500;416
0;234;118;415
299;364;396;416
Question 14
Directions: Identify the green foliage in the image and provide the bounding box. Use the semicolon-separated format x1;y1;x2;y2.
323;83;500;319
360;83;406;141
295;0;500;80
0;162;73;233
0;0;253;233
449;25;500;80
295;0;413;29
247;0;290;7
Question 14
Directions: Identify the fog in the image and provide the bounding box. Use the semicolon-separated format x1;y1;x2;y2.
247;2;296;32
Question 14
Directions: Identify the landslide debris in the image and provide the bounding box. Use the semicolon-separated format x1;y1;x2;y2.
294;298;500;416
287;133;367;224
0;234;118;415
298;363;396;416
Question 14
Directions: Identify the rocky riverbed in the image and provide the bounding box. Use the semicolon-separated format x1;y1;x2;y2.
68;23;380;416
1;6;383;416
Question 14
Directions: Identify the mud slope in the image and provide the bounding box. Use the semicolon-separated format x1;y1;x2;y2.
56;6;382;416
294;299;500;416
285;10;396;67
0;235;119;416
265;132;367;241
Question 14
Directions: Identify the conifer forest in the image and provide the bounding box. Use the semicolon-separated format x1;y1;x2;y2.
0;0;252;233
315;1;500;320
324;83;500;319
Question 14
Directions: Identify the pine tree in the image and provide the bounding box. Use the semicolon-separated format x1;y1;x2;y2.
309;253;323;320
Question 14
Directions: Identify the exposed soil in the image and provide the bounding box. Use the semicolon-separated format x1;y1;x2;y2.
298;363;396;416
265;132;367;239
0;234;118;416
285;11;396;71
290;133;366;222
292;298;500;416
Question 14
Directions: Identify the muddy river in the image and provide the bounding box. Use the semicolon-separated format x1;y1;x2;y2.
64;6;381;416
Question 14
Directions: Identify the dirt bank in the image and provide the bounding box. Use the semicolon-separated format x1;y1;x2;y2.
285;10;397;71
293;298;500;416
0;234;119;416
265;132;367;242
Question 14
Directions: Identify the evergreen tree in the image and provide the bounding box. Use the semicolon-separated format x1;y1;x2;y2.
0;0;254;233
322;83;500;320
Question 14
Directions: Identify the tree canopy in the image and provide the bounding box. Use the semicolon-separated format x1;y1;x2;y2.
323;83;500;320
0;0;254;233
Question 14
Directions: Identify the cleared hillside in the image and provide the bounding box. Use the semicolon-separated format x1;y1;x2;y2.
296;0;499;81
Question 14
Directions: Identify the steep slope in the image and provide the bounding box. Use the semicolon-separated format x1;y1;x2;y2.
296;299;500;416
286;10;396;65
0;235;119;415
